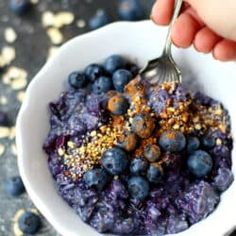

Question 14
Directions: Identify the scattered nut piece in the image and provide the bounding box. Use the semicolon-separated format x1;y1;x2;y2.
17;91;26;103
42;11;55;27
42;11;74;28
47;46;59;59
0;127;10;138
47;27;63;45
4;27;17;43
10;127;16;140
0;144;5;157
30;0;39;4
76;19;86;28
11;76;27;90
11;143;17;156
0;96;8;105
1;47;16;65
54;12;74;28
0;55;6;67
3;67;28;90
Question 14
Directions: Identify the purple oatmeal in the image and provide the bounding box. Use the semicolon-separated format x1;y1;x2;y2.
43;55;233;235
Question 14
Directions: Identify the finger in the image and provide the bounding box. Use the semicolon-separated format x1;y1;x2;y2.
213;40;236;61
194;27;222;53
151;0;175;25
184;5;204;26
171;11;203;48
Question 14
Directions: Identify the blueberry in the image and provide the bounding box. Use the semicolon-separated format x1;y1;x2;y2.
118;0;145;21
10;0;31;15
131;114;155;139
92;76;112;94
68;71;87;89
4;176;25;197
112;69;133;92
84;64;104;82
187;136;200;152
0;111;10;127
104;55;127;74
187;150;213;178
144;144;161;162
202;135;216;149
89;9;110;30
117;131;138;152
107;94;129;115
18;211;41;234
130;157;148;175
101;147;128;175
147;164;163;183
83;168;109;190
159;130;186;152
128;176;149;200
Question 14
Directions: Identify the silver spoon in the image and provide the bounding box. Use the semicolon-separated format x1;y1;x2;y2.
140;0;183;85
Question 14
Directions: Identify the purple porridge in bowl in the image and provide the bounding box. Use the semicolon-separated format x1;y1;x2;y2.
43;55;233;235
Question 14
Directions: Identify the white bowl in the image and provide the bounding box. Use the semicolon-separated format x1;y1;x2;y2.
16;20;236;236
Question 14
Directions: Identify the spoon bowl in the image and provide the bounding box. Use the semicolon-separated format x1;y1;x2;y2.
141;0;183;85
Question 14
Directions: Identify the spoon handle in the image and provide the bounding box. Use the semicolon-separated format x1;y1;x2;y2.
163;0;183;57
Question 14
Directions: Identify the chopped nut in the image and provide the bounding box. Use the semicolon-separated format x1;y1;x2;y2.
58;148;65;156
173;124;180;130
219;124;226;133
193;116;200;123
182;113;189;123
167;107;175;113
195;124;201;130
67;141;75;148
90;131;97;137
216;138;222;146
214;109;223;115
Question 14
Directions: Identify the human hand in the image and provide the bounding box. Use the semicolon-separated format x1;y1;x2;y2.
151;0;236;61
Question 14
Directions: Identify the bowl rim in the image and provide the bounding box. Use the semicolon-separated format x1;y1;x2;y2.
16;20;236;236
